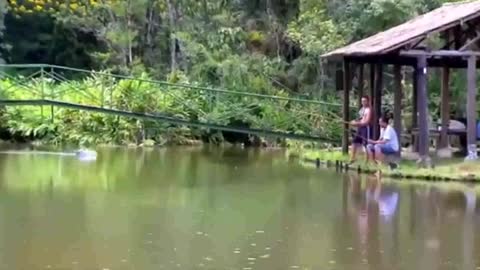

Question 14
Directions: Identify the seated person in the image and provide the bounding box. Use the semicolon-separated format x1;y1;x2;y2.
367;115;399;165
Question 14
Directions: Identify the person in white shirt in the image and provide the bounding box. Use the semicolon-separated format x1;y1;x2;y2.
366;115;399;164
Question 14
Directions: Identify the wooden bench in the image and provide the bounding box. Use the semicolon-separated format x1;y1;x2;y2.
411;128;466;152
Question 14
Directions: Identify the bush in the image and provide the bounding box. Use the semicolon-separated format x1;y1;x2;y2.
0;71;343;146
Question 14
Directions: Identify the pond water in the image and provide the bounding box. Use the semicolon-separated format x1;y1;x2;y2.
0;146;479;270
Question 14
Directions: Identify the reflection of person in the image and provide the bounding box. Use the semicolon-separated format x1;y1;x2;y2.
367;115;399;165
364;175;399;224
350;96;372;164
350;175;399;222
464;189;477;215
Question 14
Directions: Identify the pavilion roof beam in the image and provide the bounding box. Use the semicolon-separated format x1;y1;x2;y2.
459;32;480;51
348;54;480;68
400;49;480;58
460;21;480;51
405;35;428;50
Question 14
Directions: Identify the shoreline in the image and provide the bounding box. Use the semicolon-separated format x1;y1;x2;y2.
0;139;290;151
292;149;480;183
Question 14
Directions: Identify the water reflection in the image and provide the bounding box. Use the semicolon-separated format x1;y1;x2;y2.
347;174;399;222
0;147;478;269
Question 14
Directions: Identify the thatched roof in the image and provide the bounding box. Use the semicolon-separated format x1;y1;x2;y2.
322;0;480;58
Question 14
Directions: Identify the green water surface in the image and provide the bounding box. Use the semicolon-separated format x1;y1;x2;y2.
0;146;478;270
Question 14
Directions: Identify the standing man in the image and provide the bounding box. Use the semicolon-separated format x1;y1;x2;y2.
350;96;372;164
367;115;399;165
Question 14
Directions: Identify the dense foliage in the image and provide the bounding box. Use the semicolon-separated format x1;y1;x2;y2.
0;0;469;146
0;70;344;146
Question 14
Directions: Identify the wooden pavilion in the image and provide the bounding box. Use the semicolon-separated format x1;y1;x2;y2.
322;0;480;164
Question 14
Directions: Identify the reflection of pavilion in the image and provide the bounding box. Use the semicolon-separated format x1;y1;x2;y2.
411;185;478;270
340;176;480;269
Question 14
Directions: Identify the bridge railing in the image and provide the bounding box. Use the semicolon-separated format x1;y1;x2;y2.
0;64;352;143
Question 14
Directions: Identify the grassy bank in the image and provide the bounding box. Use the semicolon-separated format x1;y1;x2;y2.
292;149;480;182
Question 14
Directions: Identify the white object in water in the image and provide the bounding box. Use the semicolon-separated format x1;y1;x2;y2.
75;149;97;161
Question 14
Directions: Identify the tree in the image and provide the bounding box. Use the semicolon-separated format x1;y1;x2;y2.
0;0;7;62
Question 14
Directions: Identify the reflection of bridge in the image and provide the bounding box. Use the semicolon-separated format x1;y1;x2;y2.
0;64;349;143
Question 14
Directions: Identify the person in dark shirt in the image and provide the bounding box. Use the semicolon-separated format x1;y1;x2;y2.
349;96;373;163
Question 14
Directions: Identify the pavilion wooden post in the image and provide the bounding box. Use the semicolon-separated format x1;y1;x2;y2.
369;64;375;139
393;65;402;155
358;64;364;107
373;64;383;139
439;67;450;149
465;55;477;160
369;64;375;101
416;55;430;165
342;60;351;154
412;69;419;152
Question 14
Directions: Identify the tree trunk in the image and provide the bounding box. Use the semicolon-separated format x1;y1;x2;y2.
266;0;280;58
126;0;133;67
167;0;177;72
142;0;162;68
